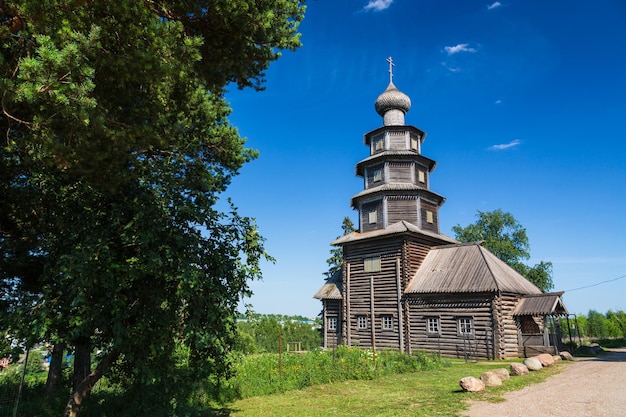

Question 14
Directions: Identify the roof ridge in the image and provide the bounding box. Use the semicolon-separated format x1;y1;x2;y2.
478;245;500;292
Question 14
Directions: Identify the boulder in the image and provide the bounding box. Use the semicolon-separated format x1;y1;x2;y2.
480;371;503;387
553;355;562;363
510;362;529;376
460;376;485;392
523;356;543;371
491;368;511;381
560;351;574;361
537;353;555;367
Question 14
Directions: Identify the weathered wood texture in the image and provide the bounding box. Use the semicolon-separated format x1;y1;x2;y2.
360;200;383;233
323;299;342;349
343;239;403;349
387;197;418;225
419;200;439;233
407;294;495;359
493;293;523;359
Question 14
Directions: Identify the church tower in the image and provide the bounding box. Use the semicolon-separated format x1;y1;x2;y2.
353;57;445;234
316;58;568;358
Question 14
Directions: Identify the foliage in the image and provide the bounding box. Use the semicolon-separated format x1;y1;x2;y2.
223;347;442;400
324;216;356;279
562;309;626;341
452;209;554;292
236;315;321;353
0;0;305;415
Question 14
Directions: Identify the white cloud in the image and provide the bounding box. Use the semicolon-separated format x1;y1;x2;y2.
444;43;477;55
441;62;460;73
487;1;502;10
495;99;502;104
489;139;521;151
364;0;394;12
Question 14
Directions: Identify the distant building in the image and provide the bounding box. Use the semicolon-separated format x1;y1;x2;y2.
314;60;567;359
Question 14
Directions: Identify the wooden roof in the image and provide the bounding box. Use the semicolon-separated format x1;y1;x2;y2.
513;292;568;316
313;269;342;300
405;242;543;295
332;220;457;246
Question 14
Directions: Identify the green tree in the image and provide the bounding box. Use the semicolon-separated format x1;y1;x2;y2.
452;209;554;292
0;1;305;416
325;216;356;279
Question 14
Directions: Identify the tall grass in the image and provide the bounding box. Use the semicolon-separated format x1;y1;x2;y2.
219;347;443;400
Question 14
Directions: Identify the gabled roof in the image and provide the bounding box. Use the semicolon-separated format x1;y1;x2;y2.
513;292;568;316
313;269;342;300
405;242;542;295
332;220;457;246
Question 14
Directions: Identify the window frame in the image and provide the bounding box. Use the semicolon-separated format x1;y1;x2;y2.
357;315;368;330
426;316;441;336
328;316;337;332
364;256;381;272
426;210;434;224
381;315;394;331
458;317;474;337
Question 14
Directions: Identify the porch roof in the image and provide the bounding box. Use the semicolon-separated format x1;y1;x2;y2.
513;292;569;316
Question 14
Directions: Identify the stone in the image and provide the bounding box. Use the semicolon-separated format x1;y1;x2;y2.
492;368;511;381
553;355;562;363
523;356;543;371
481;371;503;387
537;353;555;367
560;351;574;361
510;362;529;376
460;376;485;392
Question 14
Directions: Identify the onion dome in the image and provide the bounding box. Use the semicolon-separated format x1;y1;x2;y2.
374;82;411;126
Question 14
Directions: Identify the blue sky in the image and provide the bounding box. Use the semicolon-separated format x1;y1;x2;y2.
224;0;626;319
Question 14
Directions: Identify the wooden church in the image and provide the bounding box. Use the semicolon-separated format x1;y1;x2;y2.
314;60;568;360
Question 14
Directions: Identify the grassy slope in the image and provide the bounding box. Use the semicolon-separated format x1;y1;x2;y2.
219;361;567;417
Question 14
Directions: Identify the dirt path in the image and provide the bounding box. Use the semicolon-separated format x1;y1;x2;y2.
464;348;626;417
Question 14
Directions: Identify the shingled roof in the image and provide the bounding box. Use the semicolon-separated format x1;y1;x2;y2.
332;220;457;246
405;242;543;295
313;269;342;300
513;292;568;316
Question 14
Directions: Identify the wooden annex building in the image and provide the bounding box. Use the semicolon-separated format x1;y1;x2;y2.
314;61;568;360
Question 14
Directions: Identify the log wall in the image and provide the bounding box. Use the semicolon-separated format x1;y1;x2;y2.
323;299;342;349
407;294;495;359
344;239;404;349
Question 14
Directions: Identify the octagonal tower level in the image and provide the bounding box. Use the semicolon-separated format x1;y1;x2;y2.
351;71;445;234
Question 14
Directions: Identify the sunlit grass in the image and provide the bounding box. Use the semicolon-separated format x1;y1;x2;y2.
221;359;567;417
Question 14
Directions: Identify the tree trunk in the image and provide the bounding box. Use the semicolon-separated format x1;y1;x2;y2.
63;349;119;417
45;342;66;398
72;344;91;392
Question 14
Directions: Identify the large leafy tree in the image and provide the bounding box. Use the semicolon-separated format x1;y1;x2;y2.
0;1;304;415
452;209;554;292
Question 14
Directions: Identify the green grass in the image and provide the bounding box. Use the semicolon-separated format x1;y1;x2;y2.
216;360;567;417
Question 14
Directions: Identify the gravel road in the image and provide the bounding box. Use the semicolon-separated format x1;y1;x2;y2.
464;348;626;417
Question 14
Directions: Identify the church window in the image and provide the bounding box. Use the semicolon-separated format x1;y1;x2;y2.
427;317;440;335
373;168;382;182
372;134;384;152
382;315;393;330
458;317;473;336
426;210;434;224
418;170;426;183
368;210;377;224
328;317;337;331
357;315;368;330
364;256;381;272
411;137;419;150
